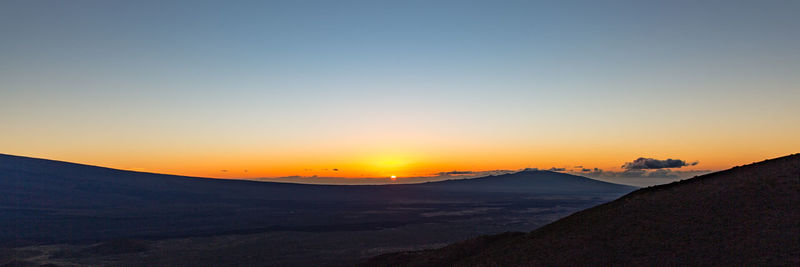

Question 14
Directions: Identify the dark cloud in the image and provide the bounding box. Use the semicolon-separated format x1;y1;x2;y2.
220;170;228;172
547;167;566;172
332;168;339;171
570;167;711;180
574;168;603;175
255;170;517;185
437;170;475;176
523;168;539;171
647;169;678;178
482;170;517;176
622;157;698;170
436;170;476;176
436;169;517;178
619;169;646;177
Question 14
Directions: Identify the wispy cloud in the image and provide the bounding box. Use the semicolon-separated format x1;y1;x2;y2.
647;169;678;178
435;170;476;176
569;168;710;179
435;170;516;177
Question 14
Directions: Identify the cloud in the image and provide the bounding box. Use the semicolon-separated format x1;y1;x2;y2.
619;169;646;177
576;167;603;176
646;169;678;178
255;170;519;185
436;169;517;178
332;168;339;171
547;167;566;172
587;168;604;176
436;170;476;176
622;157;698;170
569;167;711;180
567;157;703;180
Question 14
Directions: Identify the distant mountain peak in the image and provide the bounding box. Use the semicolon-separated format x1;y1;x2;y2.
421;168;636;195
365;153;800;266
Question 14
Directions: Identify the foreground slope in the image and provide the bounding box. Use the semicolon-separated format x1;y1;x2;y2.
365;154;800;266
0;154;634;244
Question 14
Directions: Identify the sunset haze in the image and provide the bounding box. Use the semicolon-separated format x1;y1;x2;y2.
2;0;798;181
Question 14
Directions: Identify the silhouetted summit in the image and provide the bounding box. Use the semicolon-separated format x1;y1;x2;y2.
364;154;800;266
419;170;635;194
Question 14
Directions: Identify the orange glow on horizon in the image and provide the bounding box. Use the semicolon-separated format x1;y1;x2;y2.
3;122;798;180
3;145;795;181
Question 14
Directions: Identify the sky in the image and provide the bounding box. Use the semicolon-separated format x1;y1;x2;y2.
1;0;798;184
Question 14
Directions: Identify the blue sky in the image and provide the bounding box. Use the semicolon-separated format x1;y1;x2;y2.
1;0;798;181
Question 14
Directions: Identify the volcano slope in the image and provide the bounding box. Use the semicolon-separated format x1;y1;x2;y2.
364;154;800;266
0;153;634;244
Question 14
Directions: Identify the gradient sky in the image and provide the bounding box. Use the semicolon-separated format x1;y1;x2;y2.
1;0;798;182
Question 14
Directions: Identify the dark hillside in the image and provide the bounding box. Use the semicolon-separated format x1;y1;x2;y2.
365;154;800;266
0;153;634;244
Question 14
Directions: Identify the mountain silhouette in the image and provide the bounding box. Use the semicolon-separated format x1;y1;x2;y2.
364;154;800;266
417;170;634;194
0;153;634;244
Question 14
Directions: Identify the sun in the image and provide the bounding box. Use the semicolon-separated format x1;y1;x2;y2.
390;175;397;180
